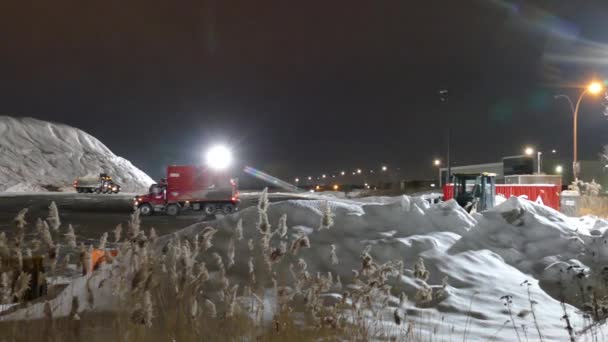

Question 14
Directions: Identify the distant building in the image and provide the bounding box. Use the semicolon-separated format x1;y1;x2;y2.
439;155;534;186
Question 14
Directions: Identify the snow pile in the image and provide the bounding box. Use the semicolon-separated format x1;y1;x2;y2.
5;194;606;341
0;116;154;192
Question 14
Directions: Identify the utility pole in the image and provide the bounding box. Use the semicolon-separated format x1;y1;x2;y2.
439;89;450;185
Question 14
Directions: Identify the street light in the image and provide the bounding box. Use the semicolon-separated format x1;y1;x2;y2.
381;165;388;171
295;178;299;183
340;171;345;176
433;159;441;186
555;165;563;174
524;147;534;156
555;80;604;180
356;169;362;174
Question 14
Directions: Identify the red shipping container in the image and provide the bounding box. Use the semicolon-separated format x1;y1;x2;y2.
443;184;561;211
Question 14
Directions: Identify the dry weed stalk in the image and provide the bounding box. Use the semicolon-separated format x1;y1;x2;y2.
46;201;61;231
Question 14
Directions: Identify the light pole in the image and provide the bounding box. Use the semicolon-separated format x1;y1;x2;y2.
433;159;441;187
555;81;604;180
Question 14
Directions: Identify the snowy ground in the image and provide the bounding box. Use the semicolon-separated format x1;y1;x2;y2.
0;116;154;193
3;193;608;341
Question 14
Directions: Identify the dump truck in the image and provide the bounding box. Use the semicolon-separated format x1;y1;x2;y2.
73;173;121;194
134;165;239;216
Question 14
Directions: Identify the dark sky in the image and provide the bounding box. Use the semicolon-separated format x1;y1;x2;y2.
2;0;608;180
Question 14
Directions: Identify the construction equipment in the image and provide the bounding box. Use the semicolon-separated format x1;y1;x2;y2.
452;173;496;212
134;165;239;216
73;173;121;194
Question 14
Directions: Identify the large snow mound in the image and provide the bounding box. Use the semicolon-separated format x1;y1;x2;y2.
0;116;154;192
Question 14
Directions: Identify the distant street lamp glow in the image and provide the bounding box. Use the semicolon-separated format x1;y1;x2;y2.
381;165;388;171
205;145;232;170
433;159;441;166
322;174;326;179
588;81;604;95
555;165;563;174
552;149;557;154
356;169;362;174
333;184;339;190
340;171;345;176
308;176;312;180
295;178;299;183
524;147;534;156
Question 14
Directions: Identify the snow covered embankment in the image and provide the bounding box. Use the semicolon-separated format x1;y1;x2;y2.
0;116;154;193
6;194;606;341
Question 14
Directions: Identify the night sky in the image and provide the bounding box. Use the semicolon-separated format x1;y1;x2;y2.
2;0;608;180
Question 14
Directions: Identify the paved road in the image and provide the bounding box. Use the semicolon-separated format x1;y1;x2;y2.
0;192;308;241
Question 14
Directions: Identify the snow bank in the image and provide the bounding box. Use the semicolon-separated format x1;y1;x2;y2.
5;194;603;341
0;116;154;192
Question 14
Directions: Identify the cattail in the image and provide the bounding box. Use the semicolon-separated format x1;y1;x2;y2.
257;188;269;212
290;235;311;255
13;272;31;301
234;219;244;241
113;224;122;243
191;299;199;318
13;208;28;229
142;290;153;327
148;228;158;243
226;238;235;269
248;257;256;285
204;299;217;318
319;202;334;230
128;210;141;240
65;224;77;248
98;232;108;250
79;243;91;275
257;211;271;234
0;272;12;304
330;244;339;265
12;247;22;271
200;227;217;251
277;214;288;238
196;262;209;282
47;201;61;231
131;291;154;327
35;218;44;234
414;257;430;281
39;222;55;250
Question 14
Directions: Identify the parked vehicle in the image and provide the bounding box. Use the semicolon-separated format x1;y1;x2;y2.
443;173;561;211
134;165;239;216
73;173;121;194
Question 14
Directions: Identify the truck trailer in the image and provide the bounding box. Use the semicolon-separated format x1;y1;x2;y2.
73;173;121;194
134;165;239;216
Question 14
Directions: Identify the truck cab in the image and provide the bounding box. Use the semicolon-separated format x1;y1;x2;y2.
453;173;496;212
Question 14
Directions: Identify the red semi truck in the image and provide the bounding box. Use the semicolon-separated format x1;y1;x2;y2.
134;165;239;216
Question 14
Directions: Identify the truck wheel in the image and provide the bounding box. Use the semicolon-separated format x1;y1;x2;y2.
203;204;216;215
139;203;153;216
166;204;180;216
95;188;101;194
76;187;82;193
222;203;235;214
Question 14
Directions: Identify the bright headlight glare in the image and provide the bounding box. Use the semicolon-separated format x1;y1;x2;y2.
206;145;232;170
